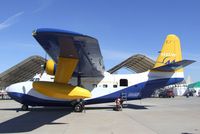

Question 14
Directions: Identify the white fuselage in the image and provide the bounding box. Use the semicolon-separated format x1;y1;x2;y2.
6;71;184;106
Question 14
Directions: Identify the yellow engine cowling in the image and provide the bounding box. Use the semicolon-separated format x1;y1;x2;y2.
33;81;91;100
46;59;56;75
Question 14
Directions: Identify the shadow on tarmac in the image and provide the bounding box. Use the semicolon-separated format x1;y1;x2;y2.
0;107;72;133
125;104;152;110
85;104;153;110
0;104;152;133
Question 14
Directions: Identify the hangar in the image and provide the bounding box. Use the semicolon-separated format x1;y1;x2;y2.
0;56;45;90
108;54;155;74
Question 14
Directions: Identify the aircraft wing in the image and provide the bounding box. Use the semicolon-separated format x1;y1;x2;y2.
32;28;105;78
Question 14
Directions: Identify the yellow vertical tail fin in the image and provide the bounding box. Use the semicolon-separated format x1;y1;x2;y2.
153;34;183;72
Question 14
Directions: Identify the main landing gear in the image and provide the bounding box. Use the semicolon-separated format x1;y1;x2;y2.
73;72;85;112
73;100;85;112
21;104;29;111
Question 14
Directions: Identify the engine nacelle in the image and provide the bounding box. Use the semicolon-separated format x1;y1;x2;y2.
46;59;56;75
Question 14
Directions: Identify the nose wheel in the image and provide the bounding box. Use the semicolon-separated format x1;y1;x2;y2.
21;104;29;111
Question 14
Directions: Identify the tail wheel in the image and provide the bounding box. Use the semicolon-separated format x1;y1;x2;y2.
21;104;28;111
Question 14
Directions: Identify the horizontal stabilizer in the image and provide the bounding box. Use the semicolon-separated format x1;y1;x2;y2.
152;60;196;72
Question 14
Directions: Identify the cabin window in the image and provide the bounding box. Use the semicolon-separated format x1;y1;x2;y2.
103;84;108;88
120;79;128;86
113;85;117;88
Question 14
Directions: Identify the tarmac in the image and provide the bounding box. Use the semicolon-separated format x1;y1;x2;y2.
0;97;200;134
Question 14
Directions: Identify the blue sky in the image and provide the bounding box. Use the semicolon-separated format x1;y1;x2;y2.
0;0;199;82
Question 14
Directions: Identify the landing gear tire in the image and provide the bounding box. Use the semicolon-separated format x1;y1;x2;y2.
21;104;28;111
74;104;83;112
73;100;85;112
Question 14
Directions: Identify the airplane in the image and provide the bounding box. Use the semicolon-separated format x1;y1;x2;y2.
6;28;195;112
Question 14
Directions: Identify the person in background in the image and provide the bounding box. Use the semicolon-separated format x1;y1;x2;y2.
114;97;123;111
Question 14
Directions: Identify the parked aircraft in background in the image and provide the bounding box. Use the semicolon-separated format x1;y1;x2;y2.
6;28;195;112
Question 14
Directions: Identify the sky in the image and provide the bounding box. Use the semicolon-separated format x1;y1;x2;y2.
0;0;199;82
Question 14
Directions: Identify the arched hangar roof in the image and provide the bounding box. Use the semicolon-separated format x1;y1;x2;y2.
0;55;45;89
107;54;155;74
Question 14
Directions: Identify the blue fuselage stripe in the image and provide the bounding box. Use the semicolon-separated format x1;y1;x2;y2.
86;78;183;104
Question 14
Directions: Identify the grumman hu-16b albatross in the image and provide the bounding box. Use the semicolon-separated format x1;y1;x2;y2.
6;28;195;112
